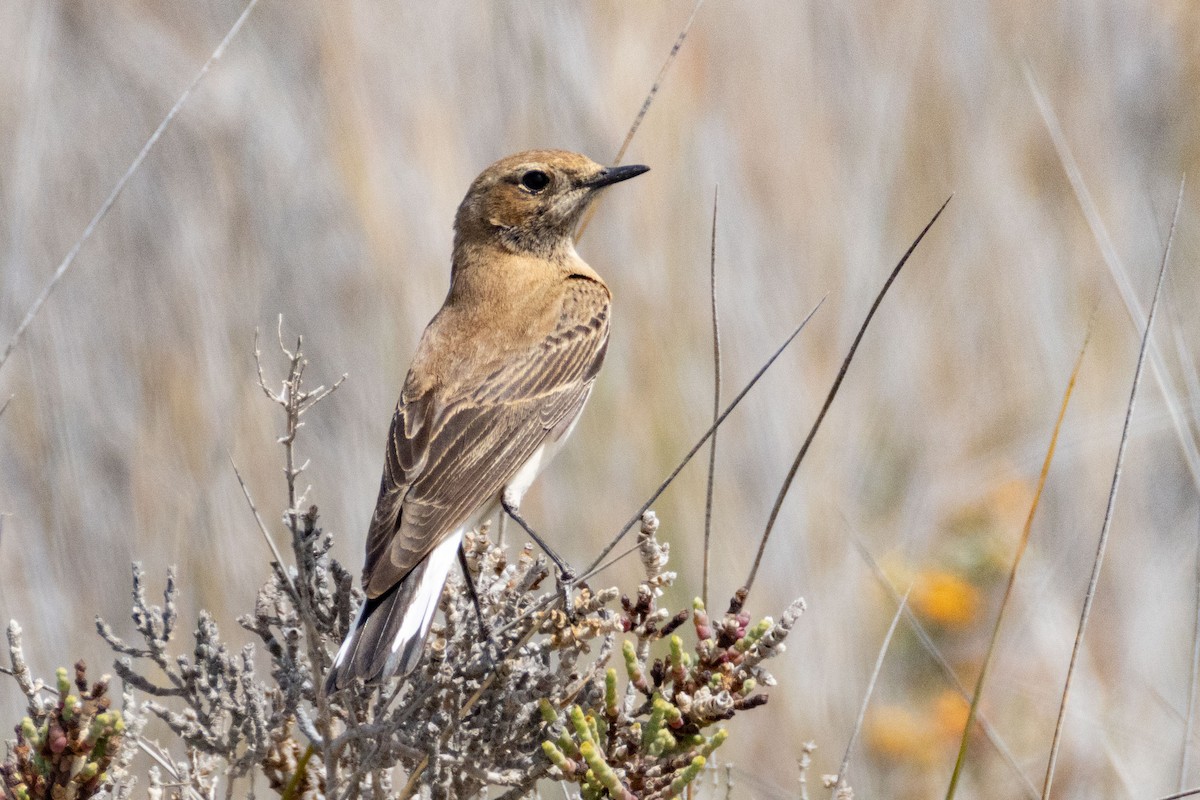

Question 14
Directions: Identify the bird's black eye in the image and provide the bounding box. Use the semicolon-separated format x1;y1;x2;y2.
520;170;551;193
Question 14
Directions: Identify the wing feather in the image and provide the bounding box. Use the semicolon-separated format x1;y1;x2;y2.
362;277;609;597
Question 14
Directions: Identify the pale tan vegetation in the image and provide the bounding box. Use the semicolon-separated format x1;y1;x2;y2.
2;2;1199;798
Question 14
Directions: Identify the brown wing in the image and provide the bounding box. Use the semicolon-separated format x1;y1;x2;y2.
362;277;610;598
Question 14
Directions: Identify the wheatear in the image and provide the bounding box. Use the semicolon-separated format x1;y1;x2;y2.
325;150;648;692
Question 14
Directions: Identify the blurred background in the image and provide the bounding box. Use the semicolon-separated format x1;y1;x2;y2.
2;1;1199;797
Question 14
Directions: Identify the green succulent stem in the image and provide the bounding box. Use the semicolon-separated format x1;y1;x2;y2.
700;728;729;757
642;695;667;751
667;755;706;796
623;640;648;693
569;705;595;745
579;741;629;800
541;740;577;778
736;617;773;652
668;635;687;684
605;668;620;719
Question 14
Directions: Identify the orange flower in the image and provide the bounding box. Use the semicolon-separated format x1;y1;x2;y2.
931;689;971;742
912;570;980;628
866;705;930;762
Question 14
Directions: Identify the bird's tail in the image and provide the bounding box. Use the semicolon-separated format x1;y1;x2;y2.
324;530;463;694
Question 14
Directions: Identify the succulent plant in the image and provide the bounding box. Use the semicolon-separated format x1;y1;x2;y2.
540;515;805;799
1;661;125;800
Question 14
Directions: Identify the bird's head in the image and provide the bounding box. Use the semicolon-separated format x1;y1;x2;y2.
453;150;649;257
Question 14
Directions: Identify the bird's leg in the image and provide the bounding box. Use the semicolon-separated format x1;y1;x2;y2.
500;495;576;583
457;543;498;663
500;495;578;619
457;544;487;629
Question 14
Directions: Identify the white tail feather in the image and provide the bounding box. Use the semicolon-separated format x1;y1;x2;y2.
331;600;367;671
392;530;463;654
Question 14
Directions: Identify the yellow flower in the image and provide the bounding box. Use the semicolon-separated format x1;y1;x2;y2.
912;570;980;628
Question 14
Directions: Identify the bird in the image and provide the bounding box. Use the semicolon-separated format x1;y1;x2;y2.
324;150;649;692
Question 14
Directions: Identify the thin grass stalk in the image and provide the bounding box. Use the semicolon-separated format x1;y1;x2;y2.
584;298;825;575
576;0;705;240
745;196;952;595
1182;511;1200;791
1041;176;1184;800
850;534;1039;800
832;589;910;797
945;325;1092;800
1025;67;1200;493
0;0;263;375
1158;788;1200;800
1167;297;1200;793
703;186;722;608
229;453;299;602
501;299;824;639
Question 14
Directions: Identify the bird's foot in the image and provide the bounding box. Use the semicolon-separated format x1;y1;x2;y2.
556;567;579;623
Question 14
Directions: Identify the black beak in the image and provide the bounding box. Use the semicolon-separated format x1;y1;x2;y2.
583;163;650;189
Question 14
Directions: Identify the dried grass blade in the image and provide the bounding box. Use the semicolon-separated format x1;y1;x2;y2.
831;588;910;797
1025;67;1200;492
944;323;1093;800
584;297;825;575
850;536;1039;800
1041;175;1184;800
745;195;952;595
703;186;722;608
0;0;263;375
576;0;705;239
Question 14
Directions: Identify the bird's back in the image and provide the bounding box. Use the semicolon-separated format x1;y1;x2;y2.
324;148;642;693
